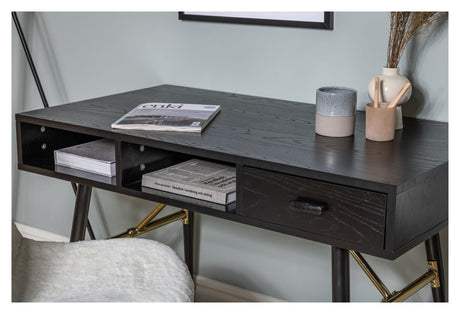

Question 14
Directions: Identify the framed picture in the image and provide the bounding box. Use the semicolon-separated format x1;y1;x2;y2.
178;12;334;30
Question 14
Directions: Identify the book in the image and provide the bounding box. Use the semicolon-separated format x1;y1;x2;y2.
142;159;236;205
55;165;117;185
141;186;237;213
54;139;116;177
111;102;221;133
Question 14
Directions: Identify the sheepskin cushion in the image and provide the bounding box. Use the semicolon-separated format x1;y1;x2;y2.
12;225;194;302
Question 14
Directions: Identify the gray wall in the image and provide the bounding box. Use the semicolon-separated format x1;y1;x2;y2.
12;12;448;301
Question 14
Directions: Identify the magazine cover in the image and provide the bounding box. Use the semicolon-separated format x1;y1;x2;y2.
111;102;221;132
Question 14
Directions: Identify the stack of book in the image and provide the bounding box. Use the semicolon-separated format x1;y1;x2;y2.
142;159;236;205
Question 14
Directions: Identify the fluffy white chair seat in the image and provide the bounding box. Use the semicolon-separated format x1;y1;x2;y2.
12;224;194;302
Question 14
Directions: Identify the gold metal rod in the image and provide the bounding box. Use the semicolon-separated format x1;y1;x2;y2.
349;250;391;299
385;270;437;302
109;209;187;239
134;203;166;232
108;229;134;239
182;209;189;225
140;210;187;235
428;261;441;288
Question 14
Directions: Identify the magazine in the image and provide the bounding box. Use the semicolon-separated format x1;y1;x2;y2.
142;159;236;205
111;102;221;133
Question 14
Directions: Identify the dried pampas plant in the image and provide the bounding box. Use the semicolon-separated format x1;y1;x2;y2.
386;12;442;68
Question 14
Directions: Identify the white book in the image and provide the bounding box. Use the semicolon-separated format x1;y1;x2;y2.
54;139;116;177
142;159;236;205
111;102;221;133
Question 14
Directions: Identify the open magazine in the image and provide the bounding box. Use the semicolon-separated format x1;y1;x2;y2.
111;102;221;133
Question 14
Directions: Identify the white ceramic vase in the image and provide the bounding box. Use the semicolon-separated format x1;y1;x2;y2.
367;67;412;130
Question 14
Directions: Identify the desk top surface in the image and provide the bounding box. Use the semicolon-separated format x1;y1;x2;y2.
17;85;448;193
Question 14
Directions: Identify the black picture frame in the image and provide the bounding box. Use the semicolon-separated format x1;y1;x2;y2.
178;12;334;30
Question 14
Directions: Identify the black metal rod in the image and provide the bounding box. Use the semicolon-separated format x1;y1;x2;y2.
70;185;92;242
12;12;49;108
183;211;194;275
13;12;97;241
425;233;446;302
331;246;350;302
86;219;96;240
71;182;78;194
70;181;95;240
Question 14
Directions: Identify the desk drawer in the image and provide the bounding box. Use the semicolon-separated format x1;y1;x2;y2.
240;167;386;249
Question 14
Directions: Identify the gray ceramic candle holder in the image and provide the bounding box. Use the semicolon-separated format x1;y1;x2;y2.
315;86;357;137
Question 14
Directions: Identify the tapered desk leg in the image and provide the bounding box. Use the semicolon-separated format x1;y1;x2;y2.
425;233;446;302
183;211;194;275
332;246;350;302
70;184;92;242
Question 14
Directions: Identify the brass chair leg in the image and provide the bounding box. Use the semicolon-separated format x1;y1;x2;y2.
108;207;194;276
134;203;166;234
108;204;188;239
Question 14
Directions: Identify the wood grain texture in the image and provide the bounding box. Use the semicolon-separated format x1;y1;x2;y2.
15;84;448;259
16;84;448;194
241;166;386;252
392;163;448;250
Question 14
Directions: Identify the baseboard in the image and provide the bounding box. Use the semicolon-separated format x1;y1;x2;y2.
14;222;69;242
13;222;283;302
194;275;283;302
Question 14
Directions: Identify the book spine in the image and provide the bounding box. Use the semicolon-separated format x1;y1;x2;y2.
55;151;115;177
142;176;227;205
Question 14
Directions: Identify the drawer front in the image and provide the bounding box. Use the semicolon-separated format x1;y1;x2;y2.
241;167;386;249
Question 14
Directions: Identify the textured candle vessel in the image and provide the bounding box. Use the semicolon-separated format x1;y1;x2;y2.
315;87;357;137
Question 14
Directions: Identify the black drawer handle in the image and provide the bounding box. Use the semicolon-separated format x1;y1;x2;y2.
288;199;327;216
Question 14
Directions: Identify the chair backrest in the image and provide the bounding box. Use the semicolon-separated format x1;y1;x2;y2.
11;223;194;302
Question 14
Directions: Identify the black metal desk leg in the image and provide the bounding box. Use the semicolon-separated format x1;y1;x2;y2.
332;246;350;302
70;184;92;242
425;233;446;302
183;211;194;275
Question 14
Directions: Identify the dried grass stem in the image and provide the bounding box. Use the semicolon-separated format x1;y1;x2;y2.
386;12;442;68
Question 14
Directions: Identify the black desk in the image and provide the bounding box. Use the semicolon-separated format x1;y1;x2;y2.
15;85;448;302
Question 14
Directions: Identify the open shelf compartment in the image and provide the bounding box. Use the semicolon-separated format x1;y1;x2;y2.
119;141;239;213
